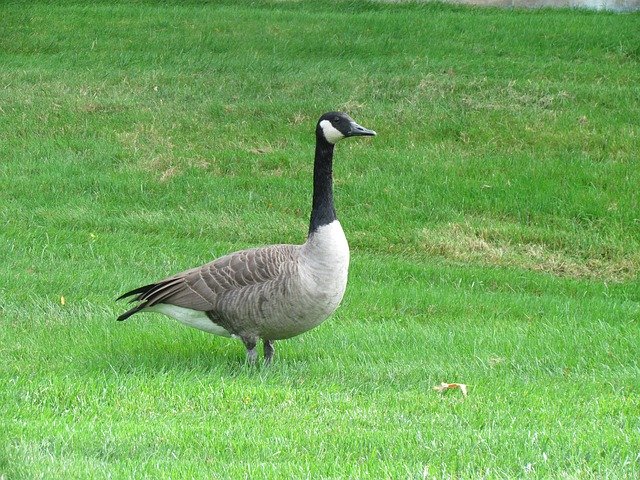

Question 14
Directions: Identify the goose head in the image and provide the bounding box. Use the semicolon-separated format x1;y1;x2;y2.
317;112;376;145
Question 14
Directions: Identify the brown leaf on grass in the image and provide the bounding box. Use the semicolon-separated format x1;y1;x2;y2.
433;382;468;397
60;296;66;306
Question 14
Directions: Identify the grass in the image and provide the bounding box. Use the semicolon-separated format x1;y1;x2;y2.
1;0;639;478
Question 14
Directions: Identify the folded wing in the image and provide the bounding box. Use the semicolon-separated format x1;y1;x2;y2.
117;245;299;320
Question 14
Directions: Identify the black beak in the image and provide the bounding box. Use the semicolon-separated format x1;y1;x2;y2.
347;121;376;137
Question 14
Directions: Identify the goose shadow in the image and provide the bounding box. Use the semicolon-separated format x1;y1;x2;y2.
90;328;308;376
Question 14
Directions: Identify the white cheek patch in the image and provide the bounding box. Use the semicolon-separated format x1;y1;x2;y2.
319;120;344;144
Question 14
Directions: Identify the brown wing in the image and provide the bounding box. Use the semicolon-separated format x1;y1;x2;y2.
124;244;299;312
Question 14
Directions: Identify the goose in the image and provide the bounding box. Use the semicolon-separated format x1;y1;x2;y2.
117;111;376;364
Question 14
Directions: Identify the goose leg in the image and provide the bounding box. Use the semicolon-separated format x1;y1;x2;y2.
241;336;258;365
263;340;275;364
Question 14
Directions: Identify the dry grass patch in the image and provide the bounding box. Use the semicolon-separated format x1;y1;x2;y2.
460;78;572;113
117;123;176;171
117;122;212;178
421;220;638;282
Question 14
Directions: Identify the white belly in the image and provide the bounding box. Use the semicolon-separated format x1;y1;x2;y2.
148;304;232;337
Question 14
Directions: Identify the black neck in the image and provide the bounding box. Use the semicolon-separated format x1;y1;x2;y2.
308;136;336;234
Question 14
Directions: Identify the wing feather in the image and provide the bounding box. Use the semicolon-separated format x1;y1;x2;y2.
120;244;300;314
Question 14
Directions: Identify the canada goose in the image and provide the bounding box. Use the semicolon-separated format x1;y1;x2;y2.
117;112;376;363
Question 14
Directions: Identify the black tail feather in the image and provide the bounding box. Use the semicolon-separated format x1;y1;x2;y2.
117;304;144;322
116;282;159;321
116;283;158;301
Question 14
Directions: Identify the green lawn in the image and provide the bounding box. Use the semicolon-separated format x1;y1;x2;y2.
1;1;639;478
